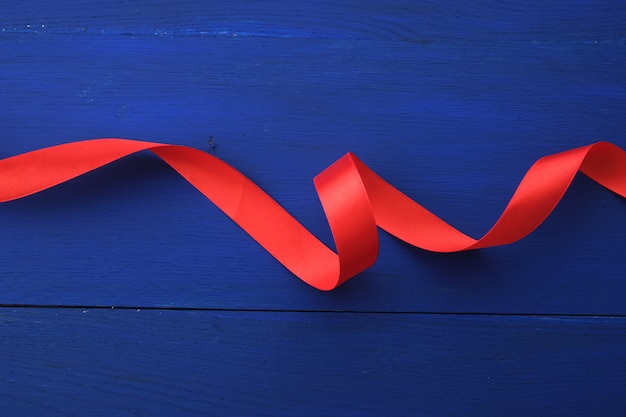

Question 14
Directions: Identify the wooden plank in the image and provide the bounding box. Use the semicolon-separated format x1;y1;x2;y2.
1;308;624;416
1;34;625;312
1;0;625;41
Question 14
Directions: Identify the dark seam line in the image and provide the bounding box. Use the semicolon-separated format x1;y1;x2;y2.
0;303;624;318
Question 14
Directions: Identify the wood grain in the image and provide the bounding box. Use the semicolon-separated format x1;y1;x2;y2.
1;34;624;312
2;0;625;41
1;1;625;415
1;308;625;416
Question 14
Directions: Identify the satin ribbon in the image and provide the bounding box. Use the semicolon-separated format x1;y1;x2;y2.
0;139;624;290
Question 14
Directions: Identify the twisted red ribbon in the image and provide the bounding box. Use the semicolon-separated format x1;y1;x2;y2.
0;139;624;290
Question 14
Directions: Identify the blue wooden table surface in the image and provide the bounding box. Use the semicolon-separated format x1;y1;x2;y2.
1;1;625;415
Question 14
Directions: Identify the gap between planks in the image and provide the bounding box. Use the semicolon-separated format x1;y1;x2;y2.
0;303;624;318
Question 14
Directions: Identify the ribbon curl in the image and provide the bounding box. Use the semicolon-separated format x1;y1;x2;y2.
0;139;624;290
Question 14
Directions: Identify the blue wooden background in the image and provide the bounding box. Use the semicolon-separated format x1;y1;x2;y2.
1;1;625;415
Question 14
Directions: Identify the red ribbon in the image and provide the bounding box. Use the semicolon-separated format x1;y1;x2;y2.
0;139;624;290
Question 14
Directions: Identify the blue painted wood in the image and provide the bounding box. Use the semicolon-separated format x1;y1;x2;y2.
1;309;625;416
2;0;626;41
0;34;624;312
1;1;626;415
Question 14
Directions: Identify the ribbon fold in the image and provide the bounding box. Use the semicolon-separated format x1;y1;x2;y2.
0;139;624;290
